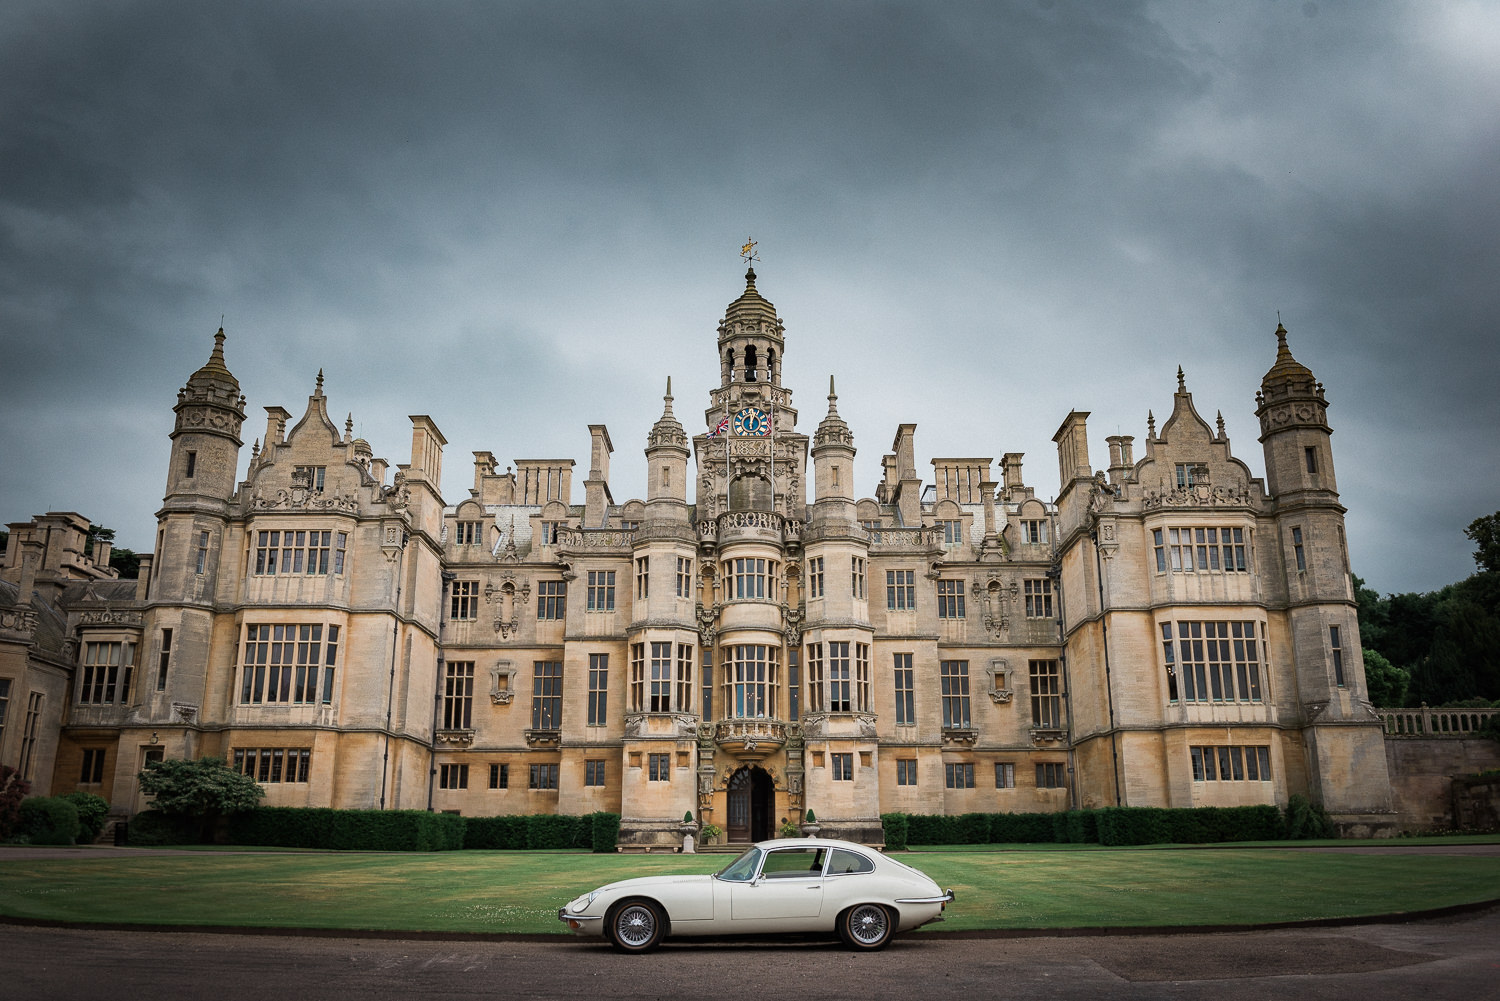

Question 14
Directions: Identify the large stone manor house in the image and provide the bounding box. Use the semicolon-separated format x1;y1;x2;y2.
0;268;1396;843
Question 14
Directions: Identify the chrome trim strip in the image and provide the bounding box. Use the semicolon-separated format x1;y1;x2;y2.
556;909;605;922
894;891;955;905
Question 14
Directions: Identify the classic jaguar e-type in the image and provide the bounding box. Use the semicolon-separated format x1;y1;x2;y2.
558;838;954;951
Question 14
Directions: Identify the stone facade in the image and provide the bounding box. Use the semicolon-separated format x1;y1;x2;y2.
0;271;1403;840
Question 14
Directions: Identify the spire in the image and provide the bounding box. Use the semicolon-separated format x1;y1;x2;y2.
813;373;853;449
182;326;242;401
646;374;687;451
1262;321;1315;392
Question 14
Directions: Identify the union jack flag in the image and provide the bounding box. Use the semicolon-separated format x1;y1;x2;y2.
708;415;729;437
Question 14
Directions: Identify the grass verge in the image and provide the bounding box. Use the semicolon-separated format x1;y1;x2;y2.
1;847;1497;935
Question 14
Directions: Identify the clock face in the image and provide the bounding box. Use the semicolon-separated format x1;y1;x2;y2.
733;406;771;436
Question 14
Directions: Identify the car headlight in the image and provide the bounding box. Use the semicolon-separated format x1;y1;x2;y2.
567;890;602;913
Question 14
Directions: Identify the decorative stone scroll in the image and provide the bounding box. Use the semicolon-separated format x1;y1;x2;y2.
1141;483;1254;511
250;489;359;512
78;609;143;628
555;529;635;549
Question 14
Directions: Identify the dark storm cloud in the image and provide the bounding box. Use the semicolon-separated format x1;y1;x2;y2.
1;0;1495;594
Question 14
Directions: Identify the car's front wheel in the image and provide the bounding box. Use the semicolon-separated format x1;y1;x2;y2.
608;900;664;953
839;903;894;950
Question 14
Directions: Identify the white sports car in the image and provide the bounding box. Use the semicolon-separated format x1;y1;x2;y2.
558;838;955;952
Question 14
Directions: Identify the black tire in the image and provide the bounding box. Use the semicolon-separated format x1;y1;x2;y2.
608;900;664;953
839;903;894;951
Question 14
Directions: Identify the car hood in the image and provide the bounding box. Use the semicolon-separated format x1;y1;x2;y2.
594;873;715;894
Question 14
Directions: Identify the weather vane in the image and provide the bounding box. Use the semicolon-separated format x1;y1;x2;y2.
740;238;760;265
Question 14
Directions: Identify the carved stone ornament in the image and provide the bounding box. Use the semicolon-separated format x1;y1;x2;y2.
489;660;517;705
0;607;38;635
1141;482;1253;511
79;609;143;628
988;659;1013;704
171;702;199;723
434;729;475;746
251;489;359;513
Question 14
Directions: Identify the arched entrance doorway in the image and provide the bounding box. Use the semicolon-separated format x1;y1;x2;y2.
726;765;774;843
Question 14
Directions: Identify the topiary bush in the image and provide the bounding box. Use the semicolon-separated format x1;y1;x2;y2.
18;796;82;846
62;791;110;843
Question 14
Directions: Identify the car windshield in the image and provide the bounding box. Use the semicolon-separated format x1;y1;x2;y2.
713;847;763;882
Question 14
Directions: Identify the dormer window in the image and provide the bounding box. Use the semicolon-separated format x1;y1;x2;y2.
293;465;326;491
1175;463;1210;488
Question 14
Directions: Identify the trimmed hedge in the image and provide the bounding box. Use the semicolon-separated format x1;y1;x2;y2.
127;809;202;846
886;804;1299;847
880;812;909;851
224;807;467;851
590;812;620;853
17;797;81;846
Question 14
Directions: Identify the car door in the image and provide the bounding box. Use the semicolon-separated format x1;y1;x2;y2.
728;846;826;927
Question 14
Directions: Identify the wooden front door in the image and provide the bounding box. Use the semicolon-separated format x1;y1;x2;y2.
726;766;773;842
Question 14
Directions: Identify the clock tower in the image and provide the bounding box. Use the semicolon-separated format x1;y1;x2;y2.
696;268;808;516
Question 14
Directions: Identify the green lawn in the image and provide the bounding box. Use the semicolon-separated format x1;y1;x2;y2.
1;847;1497;935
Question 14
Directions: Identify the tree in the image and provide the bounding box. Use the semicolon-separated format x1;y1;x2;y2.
138;757;264;841
108;547;142;579
0;765;30;841
1466;512;1500;575
1362;649;1409;708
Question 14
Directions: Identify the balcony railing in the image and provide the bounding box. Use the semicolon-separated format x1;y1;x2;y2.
713;718;788;759
1377;706;1498;737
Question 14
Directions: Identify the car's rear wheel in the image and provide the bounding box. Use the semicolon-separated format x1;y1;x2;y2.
840;903;894;950
608;900;664;953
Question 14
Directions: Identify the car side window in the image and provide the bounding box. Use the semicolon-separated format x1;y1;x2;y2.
715;847;763;882
760;847;827;878
827;848;875;875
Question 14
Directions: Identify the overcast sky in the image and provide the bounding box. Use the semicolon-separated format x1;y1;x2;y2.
2;1;1496;595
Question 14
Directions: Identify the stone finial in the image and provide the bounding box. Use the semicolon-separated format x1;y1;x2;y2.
345;412;354;441
1216;410;1226;437
1147;410;1156;438
315;368;325;395
1176;366;1186;393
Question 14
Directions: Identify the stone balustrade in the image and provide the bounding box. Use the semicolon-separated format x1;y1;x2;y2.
1378;706;1498;737
713;718;788;759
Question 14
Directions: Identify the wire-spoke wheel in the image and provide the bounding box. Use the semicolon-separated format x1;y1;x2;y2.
609;901;664;953
841;903;893;950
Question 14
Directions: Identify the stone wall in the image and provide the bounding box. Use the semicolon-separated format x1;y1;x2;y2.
1384;737;1500;831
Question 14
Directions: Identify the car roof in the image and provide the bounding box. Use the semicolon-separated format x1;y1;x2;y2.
751;838;877;855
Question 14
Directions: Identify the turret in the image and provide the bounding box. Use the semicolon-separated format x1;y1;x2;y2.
152;328;247;603
645;379;689;505
164;328;246;510
811;377;855;506
1256;323;1337;502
